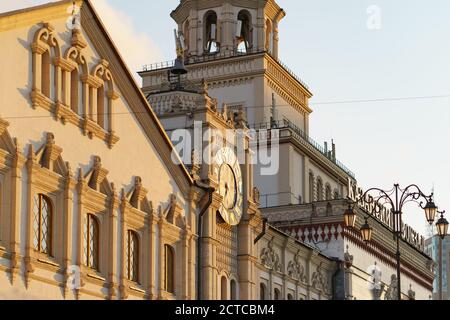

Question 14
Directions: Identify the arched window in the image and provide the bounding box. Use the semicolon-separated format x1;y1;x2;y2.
237;10;252;53
287;293;294;300
41;50;51;98
70;67;79;114
126;230;139;283
265;19;273;53
165;244;175;293
309;172;314;202
326;185;332;201
316;178;324;201
204;11;219;53
274;288;281;300
260;283;267;300
230;279;237;300
97;85;105;129
33;194;52;255
221;276;228;300
84;214;99;270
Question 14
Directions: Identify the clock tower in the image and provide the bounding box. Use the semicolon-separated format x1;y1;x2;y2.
140;0;314;210
146;64;261;299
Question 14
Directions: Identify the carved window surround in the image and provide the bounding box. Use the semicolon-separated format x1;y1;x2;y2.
119;177;153;300
0;119;24;282
157;194;190;300
76;156;119;300
23;133;72;292
30;23;120;149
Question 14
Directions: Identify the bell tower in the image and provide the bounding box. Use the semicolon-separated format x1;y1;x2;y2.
171;0;285;58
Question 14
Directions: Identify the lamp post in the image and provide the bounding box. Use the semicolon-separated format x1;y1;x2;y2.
436;211;448;301
343;184;448;301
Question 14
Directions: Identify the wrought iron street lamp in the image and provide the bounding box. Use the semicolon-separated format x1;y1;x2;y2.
360;218;373;244
436;212;449;239
424;201;438;225
344;183;448;300
436;210;448;301
344;205;357;228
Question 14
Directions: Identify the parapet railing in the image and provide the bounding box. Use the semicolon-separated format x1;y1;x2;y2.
250;119;356;179
142;49;310;90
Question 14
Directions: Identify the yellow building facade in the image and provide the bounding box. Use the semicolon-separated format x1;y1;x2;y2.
0;0;337;301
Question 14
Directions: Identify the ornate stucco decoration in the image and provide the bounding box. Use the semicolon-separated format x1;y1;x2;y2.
126;177;151;214
190;149;201;180
287;251;307;283
384;274;399;300
260;237;281;272
30;23;120;149
84;156;111;195
311;262;329;292
163;194;186;228
35;132;66;175
252;187;260;205
344;245;354;269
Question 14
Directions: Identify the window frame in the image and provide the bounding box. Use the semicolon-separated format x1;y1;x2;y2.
164;244;175;294
33;193;53;256
126;229;140;283
84;213;100;271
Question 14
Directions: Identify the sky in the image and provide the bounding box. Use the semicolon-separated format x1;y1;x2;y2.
1;0;449;237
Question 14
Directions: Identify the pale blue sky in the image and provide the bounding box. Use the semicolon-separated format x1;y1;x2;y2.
2;0;449;236
106;0;449;236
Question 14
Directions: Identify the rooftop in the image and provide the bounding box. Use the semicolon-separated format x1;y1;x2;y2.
139;49;311;92
250;119;356;179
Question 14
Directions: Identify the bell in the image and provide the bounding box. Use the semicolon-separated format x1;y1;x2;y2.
171;57;188;75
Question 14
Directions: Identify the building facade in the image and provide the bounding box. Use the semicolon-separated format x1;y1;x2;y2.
140;0;434;300
425;235;450;300
0;0;338;300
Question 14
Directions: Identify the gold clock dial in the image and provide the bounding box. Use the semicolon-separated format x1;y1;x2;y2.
216;147;243;226
219;164;237;210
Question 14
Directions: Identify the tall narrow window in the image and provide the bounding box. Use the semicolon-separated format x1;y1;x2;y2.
317;178;324;201
84;214;99;270
274;288;281;300
164;244;175;293
41;51;51;98
237;10;252;53
204;11;219;53
32;194;52;255
221;276;228;300
326;185;332;201
97;85;105;129
260;283;266;300
230;280;237;300
70;68;79;113
309;172;314;202
287;293;294;300
126;230;139;283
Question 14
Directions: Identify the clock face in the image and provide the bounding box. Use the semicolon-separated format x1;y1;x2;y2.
216;147;243;226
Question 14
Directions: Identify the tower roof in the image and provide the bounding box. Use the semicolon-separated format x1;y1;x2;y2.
171;0;285;23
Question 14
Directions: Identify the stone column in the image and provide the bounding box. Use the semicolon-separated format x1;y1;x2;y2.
201;194;221;300
8;138;26;283
148;211;158;299
108;186;119;299
272;23;279;59
63;164;75;298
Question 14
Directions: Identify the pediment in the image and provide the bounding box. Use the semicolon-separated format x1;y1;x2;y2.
0;118;17;154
